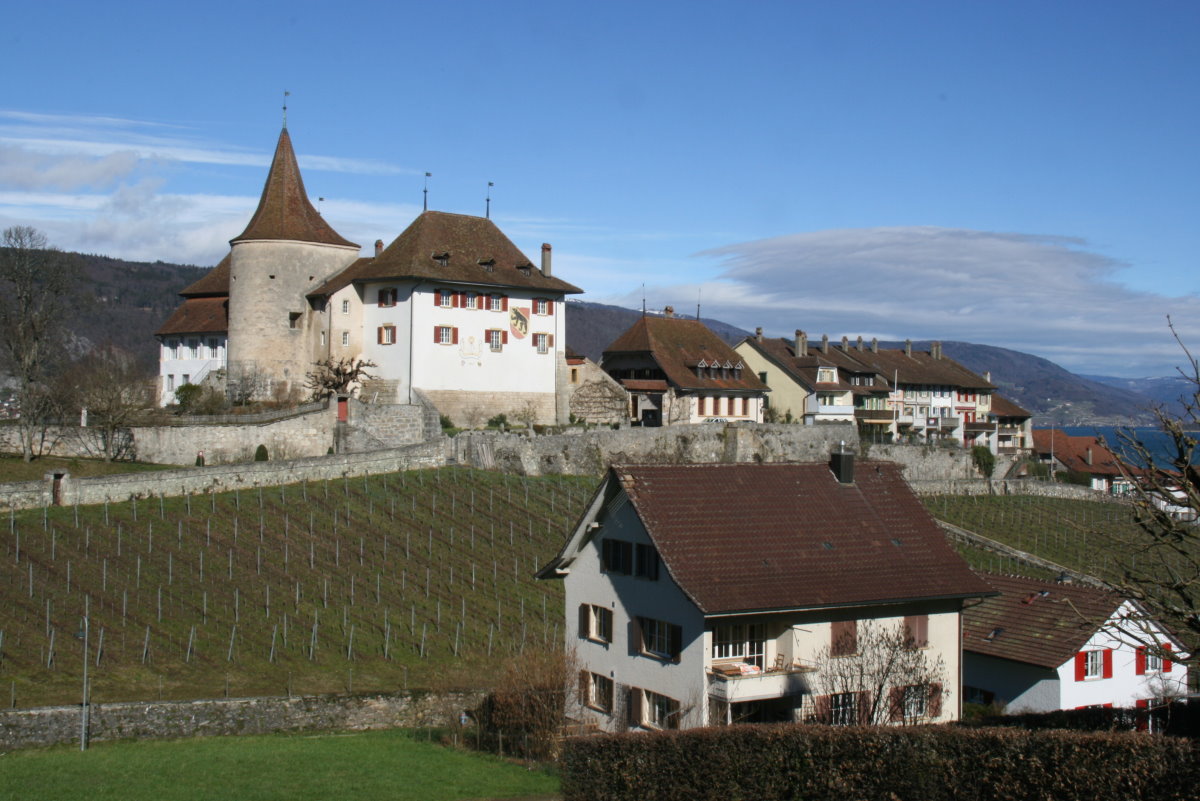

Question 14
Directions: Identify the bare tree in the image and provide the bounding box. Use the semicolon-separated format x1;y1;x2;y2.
304;357;376;401
0;227;80;461
809;620;947;725
1107;319;1200;668
64;345;153;461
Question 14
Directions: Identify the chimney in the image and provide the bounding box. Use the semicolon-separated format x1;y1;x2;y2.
905;339;912;357
374;239;384;257
830;442;855;484
664;305;674;318
840;335;849;351
795;330;807;356
1085;447;1093;465
755;326;763;343
984;371;992;383
541;243;552;277
932;341;942;360
871;337;878;353
821;334;829;354
856;335;864;351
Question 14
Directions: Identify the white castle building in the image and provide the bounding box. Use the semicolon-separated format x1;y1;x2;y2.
157;126;582;425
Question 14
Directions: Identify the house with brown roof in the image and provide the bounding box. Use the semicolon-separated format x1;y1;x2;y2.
600;311;768;426
156;126;582;424
1031;430;1132;494
538;457;994;730
963;572;1187;714
155;255;230;404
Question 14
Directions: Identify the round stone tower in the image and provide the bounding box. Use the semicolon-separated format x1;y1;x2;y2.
226;128;360;401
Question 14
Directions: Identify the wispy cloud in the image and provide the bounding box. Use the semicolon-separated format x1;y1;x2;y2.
623;227;1199;377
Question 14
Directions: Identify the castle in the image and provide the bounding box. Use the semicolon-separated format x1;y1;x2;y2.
156;126;582;425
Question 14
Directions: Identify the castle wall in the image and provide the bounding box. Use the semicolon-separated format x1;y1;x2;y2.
227;239;360;400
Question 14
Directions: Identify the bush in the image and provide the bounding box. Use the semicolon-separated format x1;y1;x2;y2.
439;414;453;430
473;649;571;760
971;445;996;478
254;444;269;461
173;383;203;413
487;413;508;428
560;724;1197;801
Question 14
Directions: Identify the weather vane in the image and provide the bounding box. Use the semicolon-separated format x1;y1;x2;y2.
283;90;290;128
486;181;494;219
423;172;432;212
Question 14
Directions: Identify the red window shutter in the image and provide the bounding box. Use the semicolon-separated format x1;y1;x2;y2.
502;295;509;311
433;290;439;307
548;334;554;348
502;330;508;345
628;687;643;727
377;326;384;344
814;694;831;724
669;623;683;663
628;617;643;656
432;326;439;343
888;687;904;722
452;327;459;345
1074;652;1087;681
1163;643;1173;672
578;604;589;639
579;670;589;705
1136;646;1147;675
1102;648;1113;678
699;397;707;416
856;691;871;724
928;683;943;718
548;299;555;315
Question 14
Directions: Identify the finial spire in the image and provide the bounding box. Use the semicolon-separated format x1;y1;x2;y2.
282;90;290;129
423;172;432;212
486;181;494;219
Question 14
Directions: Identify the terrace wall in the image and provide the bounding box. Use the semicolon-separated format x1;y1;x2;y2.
0;690;484;751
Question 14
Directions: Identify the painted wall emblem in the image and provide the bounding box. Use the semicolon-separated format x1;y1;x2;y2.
509;307;530;339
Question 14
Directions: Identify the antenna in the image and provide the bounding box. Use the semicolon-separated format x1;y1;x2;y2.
317;197;325;216
423;172;432;212
282;90;290;128
486;181;494;219
696;287;701;320
641;283;646;317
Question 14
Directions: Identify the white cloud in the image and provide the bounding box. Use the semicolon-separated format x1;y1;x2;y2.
654;227;1200;377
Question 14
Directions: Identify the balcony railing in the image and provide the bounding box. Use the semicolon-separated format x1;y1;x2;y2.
707;661;815;703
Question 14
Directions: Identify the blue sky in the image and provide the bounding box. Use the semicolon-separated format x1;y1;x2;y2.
2;1;1198;377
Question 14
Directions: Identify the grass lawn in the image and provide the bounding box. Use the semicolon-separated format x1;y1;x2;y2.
0;729;559;801
0;453;174;483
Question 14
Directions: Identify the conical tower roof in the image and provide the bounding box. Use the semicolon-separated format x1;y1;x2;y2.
231;128;358;248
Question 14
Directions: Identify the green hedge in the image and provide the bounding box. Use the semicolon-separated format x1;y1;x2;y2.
561;724;1197;801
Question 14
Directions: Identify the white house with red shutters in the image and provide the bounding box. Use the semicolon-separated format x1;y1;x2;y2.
962;573;1188;714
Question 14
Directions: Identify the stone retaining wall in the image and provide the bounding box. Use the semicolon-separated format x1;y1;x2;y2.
0;439;451;511
906;477;1115;501
0;690;482;751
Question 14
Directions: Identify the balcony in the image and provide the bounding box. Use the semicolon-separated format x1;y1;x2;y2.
707;661;815;703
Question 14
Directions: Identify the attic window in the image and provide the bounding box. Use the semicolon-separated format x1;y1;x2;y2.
517;263;532;276
822;542;835;550
891;538;903;547
431;251;451;267
288;312;301;329
985;627;1004;642
477;258;496;272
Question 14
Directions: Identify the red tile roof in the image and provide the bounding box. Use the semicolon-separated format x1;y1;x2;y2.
989;394;1031;419
309;211;582;297
1031;430;1127;477
613;461;993;614
604;317;768;393
179;254;230;298
155;297;228;336
231;129;358;248
622;379;669;392
963;572;1120;669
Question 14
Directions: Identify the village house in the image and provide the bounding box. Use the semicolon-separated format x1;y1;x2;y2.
156;126;582;425
600;312;768;426
1030;430;1133;494
963;572;1188;717
538;457;994;730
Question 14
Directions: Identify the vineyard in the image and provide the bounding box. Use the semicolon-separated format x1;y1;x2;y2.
923;494;1141;580
0;467;599;707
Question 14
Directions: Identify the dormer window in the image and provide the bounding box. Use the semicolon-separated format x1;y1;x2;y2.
477;258;496;272
431;251;451;267
518;264;532;276
817;367;837;383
